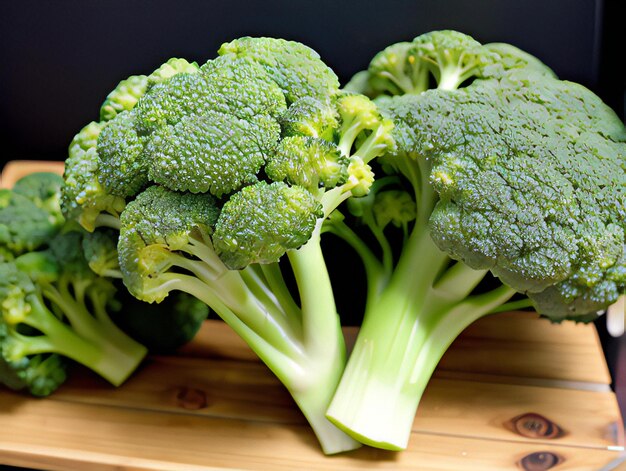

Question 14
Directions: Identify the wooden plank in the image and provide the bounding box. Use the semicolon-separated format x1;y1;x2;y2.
49;355;623;451
440;312;613;385
0;160;65;188
0;392;622;471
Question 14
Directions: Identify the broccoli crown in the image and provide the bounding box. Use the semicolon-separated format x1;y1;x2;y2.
0;189;61;255
380;72;626;317
213;181;324;269
100;74;149;122
278;96;339;139
218;37;340;104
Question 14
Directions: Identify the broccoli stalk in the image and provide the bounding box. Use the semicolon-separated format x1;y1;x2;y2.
1;247;147;386
326;31;626;450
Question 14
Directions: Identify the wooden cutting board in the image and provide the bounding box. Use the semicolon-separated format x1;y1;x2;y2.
0;161;624;470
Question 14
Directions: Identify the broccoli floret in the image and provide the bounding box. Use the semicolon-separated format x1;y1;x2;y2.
148;111;280;196
366;41;430;96
61;123;126;231
12;172;65;227
218;37;340;104
0;231;148;389
100;75;149;122
326;34;626;451
81;228;123;279
0;322;67;397
96;110;149;197
0;189;62;255
213;181;323;269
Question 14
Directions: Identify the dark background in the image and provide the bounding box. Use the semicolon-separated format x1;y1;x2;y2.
0;0;623;166
0;0;625;437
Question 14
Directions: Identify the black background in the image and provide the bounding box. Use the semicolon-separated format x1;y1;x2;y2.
0;0;623;166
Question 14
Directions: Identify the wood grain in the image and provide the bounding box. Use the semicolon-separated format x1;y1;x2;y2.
0;392;623;471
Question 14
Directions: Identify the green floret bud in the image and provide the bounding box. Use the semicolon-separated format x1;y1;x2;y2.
372;190;417;229
345;157;375;197
336;94;395;162
266;136;347;193
96;110;148;197
0;190;61;255
368;41;430;96
213;181;323;270
62;123;126;231
279;96;338;140
14;251;60;285
147;111;280;196
100;75;149;122
218;37;340;104
82;229;122;278
12;172;65;227
147;57;200;88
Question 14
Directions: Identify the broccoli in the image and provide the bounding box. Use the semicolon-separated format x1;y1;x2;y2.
11;172;65;227
63;37;394;454
347;30;555;99
61;58;197;232
1;230;148;389
325;31;626;450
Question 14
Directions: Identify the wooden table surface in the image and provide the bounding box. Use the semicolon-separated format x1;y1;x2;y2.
0;161;625;470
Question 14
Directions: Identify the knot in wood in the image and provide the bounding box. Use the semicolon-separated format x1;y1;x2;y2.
175;387;209;410
518;451;563;471
507;412;564;439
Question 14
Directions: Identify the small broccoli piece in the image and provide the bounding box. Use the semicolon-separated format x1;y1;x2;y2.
279;96;338;140
12;172;65;227
266;136;347;194
218;37;340;104
367;41;430;96
81;228;122;279
100;75;149;122
0;323;67;397
213;181;323;269
0;189;61;255
0;231;148;388
326;35;626;451
61;123;126;231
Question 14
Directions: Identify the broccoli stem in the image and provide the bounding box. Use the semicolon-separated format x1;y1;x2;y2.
17;293;146;386
171;259;361;454
326;228;516;449
284;223;361;453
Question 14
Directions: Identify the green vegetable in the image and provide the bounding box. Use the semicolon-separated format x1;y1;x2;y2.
326;30;626;450
63;36;394;455
0;229;148;390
